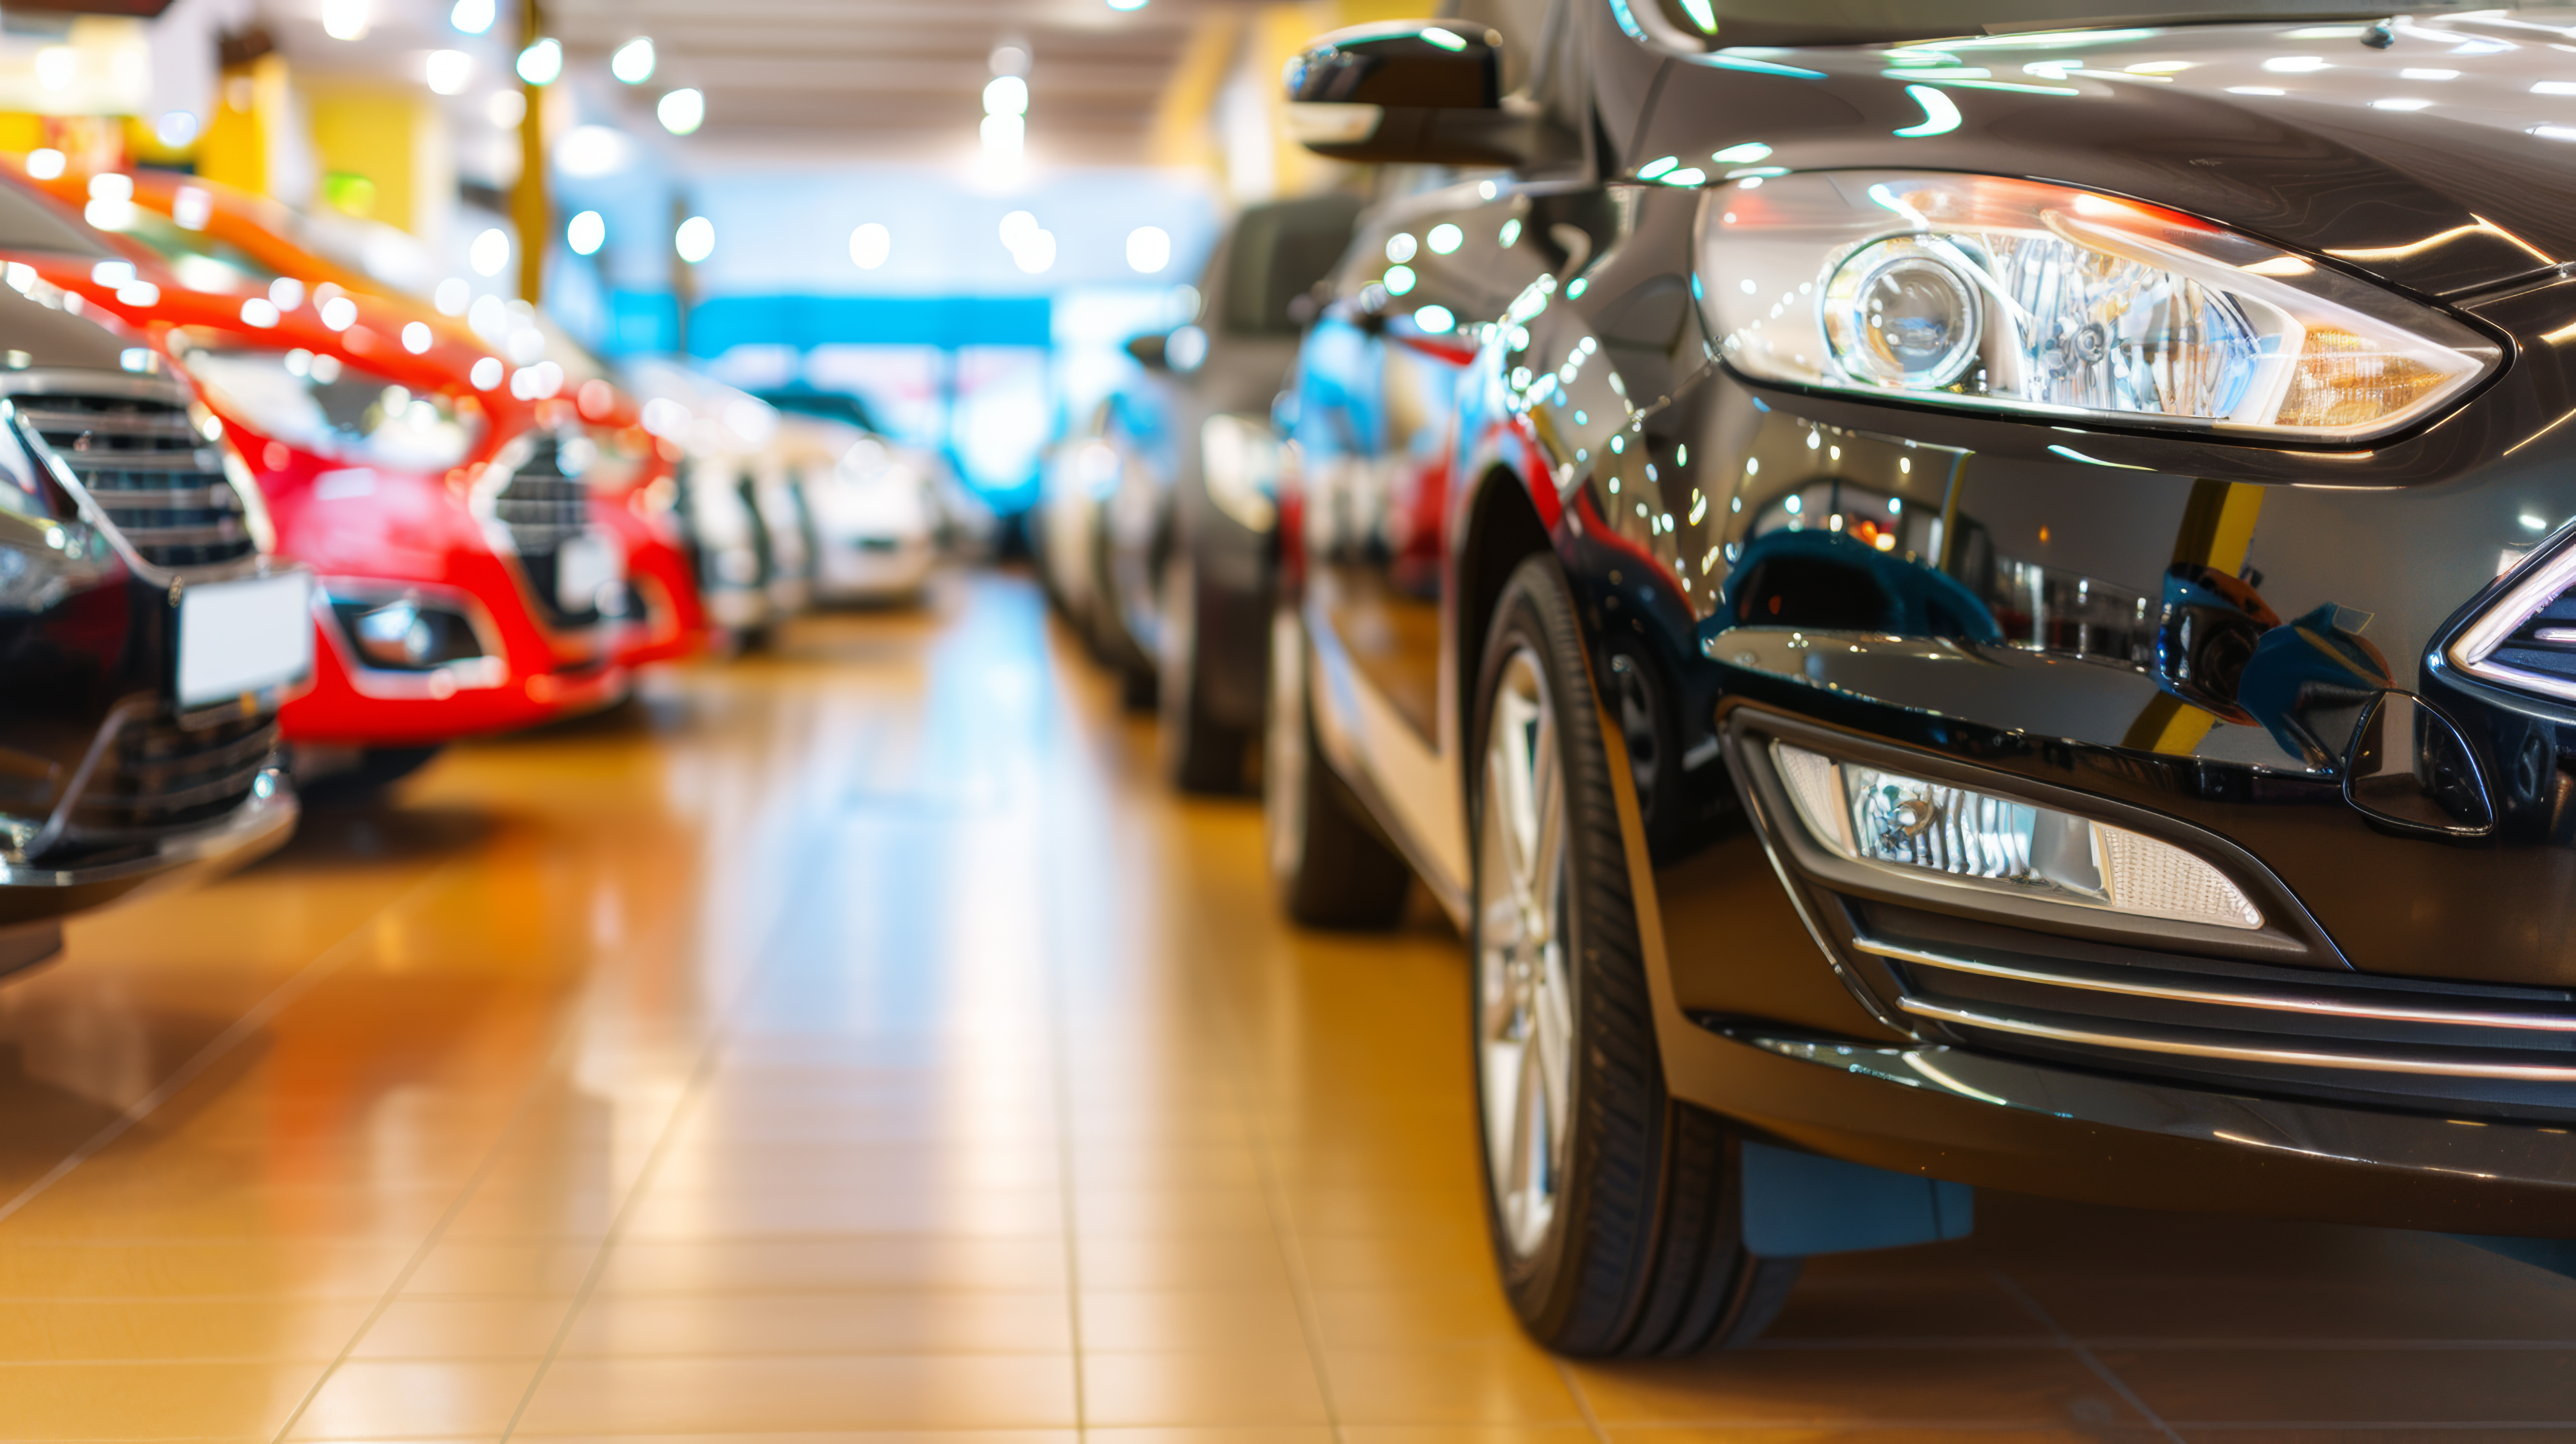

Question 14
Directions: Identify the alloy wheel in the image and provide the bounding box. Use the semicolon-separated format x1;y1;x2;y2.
1477;644;1575;1260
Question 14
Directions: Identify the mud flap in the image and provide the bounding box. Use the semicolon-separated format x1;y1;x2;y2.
1740;1140;1974;1257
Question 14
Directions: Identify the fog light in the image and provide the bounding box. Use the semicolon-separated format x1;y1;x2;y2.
354;600;435;667
1772;742;2262;930
333;594;484;672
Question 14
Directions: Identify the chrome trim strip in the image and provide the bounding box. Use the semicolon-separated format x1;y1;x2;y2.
0;369;189;406
1899;998;2576;1082
1856;934;2576;1034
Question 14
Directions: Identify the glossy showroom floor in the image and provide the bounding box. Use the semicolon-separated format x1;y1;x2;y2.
4;571;2573;1442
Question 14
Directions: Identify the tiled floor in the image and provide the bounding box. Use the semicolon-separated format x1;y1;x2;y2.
0;569;2570;1442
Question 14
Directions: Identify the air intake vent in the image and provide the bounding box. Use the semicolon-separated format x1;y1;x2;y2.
20;395;256;571
49;711;277;858
2447;534;2576;701
1842;900;2576;1124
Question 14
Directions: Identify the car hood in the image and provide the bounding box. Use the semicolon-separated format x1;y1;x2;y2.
0;273;158;377
1655;10;2576;297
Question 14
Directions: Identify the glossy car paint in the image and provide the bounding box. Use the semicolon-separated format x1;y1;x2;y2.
1284;4;2576;1234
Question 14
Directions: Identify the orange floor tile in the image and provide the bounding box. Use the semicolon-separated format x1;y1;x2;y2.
0;570;2569;1442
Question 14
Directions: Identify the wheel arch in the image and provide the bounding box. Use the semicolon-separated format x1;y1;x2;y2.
1455;462;1560;784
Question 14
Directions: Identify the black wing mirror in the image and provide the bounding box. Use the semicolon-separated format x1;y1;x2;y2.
1125;333;1169;370
1284;22;1540;168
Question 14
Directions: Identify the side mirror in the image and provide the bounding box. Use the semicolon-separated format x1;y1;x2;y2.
1284;21;1533;168
1125;333;1169;370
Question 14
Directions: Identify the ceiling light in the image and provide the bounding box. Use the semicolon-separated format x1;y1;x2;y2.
850;223;890;269
981;112;1024;155
34;48;72;92
556;125;629;177
2402;67;2460;79
1108;0;1146;10
319;296;357;331
989;44;1030;76
611;37;655;84
983;75;1028;116
450;0;495;35
435;278;470;315
657;88;704;135
322;0;369;41
567;210;605;256
24;149;62;180
2262;55;2329;72
470;227;510;276
1126;225;1169;273
470;356;503;390
155;111;198;148
2371;97;2433;109
402;322;433;354
426;50;471;95
675;215;714;264
517;38;562;86
487;90;525;128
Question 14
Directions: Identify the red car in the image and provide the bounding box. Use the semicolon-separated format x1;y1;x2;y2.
17;164;714;674
0;170;638;781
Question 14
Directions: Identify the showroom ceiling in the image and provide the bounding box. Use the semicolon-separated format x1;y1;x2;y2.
545;0;1221;164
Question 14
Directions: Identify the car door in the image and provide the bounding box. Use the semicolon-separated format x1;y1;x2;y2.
1292;179;1565;902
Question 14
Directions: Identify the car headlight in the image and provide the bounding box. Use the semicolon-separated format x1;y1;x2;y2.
176;341;484;471
1701;172;2501;442
1771;741;2263;930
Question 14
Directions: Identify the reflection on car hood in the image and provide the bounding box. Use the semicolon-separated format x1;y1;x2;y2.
1661;9;2576;297
0;279;156;376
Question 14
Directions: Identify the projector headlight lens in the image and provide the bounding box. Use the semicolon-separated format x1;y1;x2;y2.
1772;741;2262;930
1703;172;2499;441
1824;239;1982;389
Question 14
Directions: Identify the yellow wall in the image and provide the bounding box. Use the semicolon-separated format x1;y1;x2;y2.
304;88;451;236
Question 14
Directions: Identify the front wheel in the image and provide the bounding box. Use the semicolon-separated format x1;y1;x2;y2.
1471;554;1798;1357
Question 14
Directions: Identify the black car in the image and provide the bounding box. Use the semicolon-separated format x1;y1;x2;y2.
1266;0;2576;1356
0;265;309;976
1079;195;1358;790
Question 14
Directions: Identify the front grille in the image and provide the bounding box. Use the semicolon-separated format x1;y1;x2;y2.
494;439;587;555
1841;899;2576;1123
491;439;600;629
21;396;255;571
53;712;275;854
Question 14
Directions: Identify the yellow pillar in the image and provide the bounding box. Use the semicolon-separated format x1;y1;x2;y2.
197;52;290;198
512;0;548;303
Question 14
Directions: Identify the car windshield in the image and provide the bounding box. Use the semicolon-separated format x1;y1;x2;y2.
1659;0;2459;47
760;388;885;433
91;208;280;293
0;179;115;259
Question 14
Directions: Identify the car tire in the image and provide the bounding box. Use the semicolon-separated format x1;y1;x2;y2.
1161;554;1253;793
1470;554;1799;1357
1265;602;1412;928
